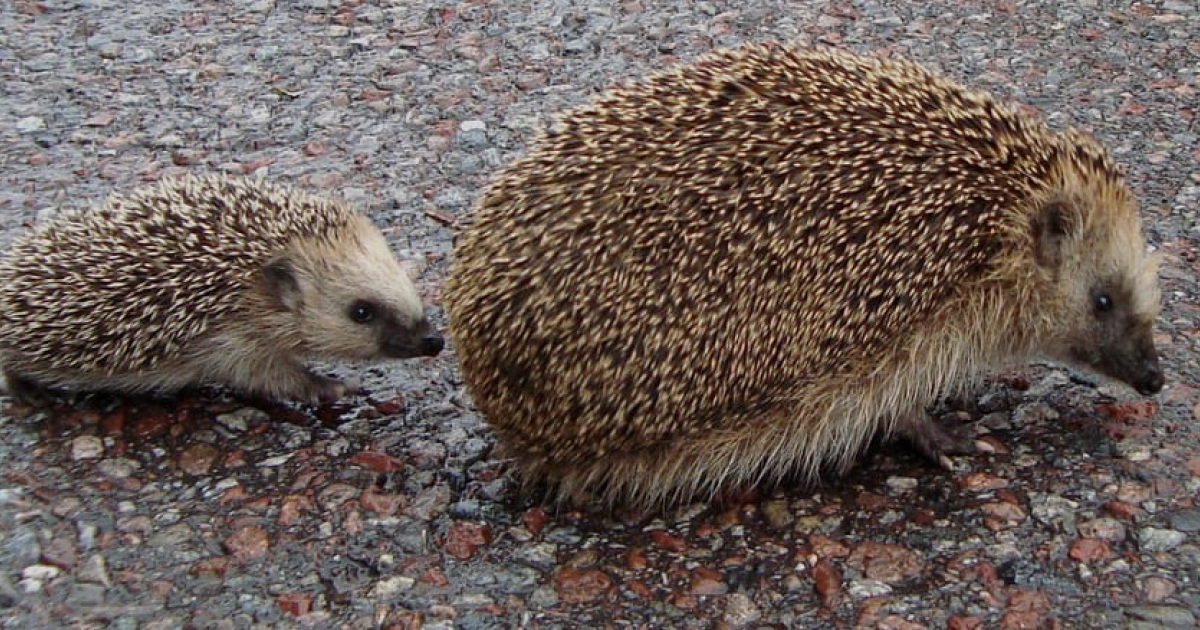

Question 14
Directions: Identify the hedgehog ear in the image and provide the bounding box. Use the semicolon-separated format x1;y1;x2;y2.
1032;199;1070;269
262;256;304;311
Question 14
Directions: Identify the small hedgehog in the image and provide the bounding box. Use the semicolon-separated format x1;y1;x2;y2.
0;174;444;405
444;43;1164;509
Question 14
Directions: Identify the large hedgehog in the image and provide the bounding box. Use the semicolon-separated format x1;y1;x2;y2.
444;44;1164;509
0;174;444;405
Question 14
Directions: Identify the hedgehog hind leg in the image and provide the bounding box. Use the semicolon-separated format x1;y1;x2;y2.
893;411;977;469
2;369;54;408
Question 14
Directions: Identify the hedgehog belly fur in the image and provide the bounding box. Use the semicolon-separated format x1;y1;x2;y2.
510;286;1023;508
2;361;205;397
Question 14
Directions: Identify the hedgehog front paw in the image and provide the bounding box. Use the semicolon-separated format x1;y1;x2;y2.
895;412;977;469
301;373;359;406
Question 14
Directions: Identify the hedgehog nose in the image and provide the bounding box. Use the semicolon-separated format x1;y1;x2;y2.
1134;362;1164;395
418;334;444;357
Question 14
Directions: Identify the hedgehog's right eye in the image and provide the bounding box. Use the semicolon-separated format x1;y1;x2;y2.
1094;293;1114;315
349;301;376;324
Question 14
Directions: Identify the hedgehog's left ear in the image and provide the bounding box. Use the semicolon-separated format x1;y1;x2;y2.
263;256;304;311
1032;199;1070;269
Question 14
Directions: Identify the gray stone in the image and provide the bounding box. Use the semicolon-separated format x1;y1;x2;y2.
1125;605;1196;629
480;147;503;168
456;154;484;174
1077;517;1126;542
128;47;156;63
0;572;19;608
1011;402;1059;426
97;43;123;59
1139;528;1187;552
1167;507;1200;533
846;579;892;598
529;585;559;608
407;483;451;521
142;617;184;630
513;542;558;570
72;435;104;460
152;133;185;148
108;618;140;630
448;500;481;519
872;16;904;28
66;582;106;607
980;411;1012;430
77;554;111;587
388;519;431;553
369;575;414;599
722;592;762;629
544;527;582;545
1;526;41;567
254;46;280;61
97;458;140;480
562;37;593;54
885;476;919;492
0;488;26;508
16;116;45;133
215;407;268;432
454;128;488;150
276;423;311;449
459;120;486;134
1030;493;1080;531
149;523;194;549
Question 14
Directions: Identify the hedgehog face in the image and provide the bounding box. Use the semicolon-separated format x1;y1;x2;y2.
1067;270;1163;394
1037;193;1163;395
263;217;443;361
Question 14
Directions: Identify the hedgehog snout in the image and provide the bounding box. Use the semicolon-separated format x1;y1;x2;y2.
1132;355;1164;395
417;333;445;356
1082;333;1164;396
1123;332;1164;395
380;318;444;358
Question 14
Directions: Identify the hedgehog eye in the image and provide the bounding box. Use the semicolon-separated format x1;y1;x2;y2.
1093;293;1114;315
348;301;376;324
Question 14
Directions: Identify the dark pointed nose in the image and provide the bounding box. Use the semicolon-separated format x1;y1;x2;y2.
418;334;444;357
1134;362;1164;395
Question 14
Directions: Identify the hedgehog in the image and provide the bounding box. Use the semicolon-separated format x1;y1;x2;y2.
0;174;444;406
443;43;1165;510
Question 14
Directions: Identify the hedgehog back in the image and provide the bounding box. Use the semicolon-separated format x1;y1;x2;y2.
0;175;357;375
446;45;1084;464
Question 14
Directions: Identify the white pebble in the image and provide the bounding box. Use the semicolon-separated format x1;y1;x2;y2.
16;116;45;133
460;120;487;133
71;436;104;460
370;576;415;599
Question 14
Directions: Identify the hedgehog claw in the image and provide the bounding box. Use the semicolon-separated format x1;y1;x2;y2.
293;373;353;406
896;412;976;467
